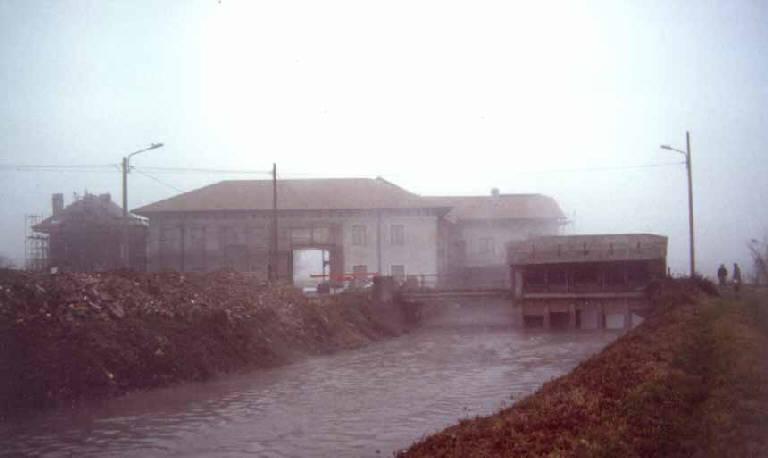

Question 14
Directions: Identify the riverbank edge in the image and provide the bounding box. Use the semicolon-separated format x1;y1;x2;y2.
398;280;768;457
0;270;417;418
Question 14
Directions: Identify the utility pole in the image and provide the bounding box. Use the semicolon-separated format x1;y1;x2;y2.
122;156;129;267
661;132;695;276
685;131;695;276
269;163;278;282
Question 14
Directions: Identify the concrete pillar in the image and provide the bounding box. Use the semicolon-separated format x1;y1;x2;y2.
623;299;631;330
598;303;605;329
372;275;395;304
624;310;632;330
569;303;577;329
581;303;599;330
513;302;525;328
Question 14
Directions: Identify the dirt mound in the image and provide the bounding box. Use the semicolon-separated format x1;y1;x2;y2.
0;270;405;415
398;280;768;457
646;274;720;310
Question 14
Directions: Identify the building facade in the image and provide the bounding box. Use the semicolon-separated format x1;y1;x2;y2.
134;178;566;288
32;192;148;272
427;190;566;287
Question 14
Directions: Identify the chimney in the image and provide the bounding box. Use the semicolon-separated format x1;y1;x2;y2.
491;188;500;198
52;193;64;216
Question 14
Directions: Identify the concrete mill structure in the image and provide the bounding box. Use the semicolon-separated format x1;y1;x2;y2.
133;177;566;289
509;234;668;329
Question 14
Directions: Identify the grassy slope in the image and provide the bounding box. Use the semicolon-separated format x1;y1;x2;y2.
399;286;768;457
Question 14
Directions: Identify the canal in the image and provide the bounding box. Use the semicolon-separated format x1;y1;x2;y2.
1;302;620;457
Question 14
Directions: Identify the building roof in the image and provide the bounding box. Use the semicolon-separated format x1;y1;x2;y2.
509;234;668;265
34;193;146;233
423;193;566;222
133;178;452;214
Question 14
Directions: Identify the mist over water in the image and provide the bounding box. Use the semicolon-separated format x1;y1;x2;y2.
1;302;619;457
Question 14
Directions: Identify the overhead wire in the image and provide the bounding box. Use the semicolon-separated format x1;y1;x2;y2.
0;160;685;178
0;164;117;173
132;169;186;193
134;166;271;175
505;161;686;176
275;161;686;180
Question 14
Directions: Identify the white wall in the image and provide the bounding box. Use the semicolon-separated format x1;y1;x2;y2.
145;211;440;280
342;214;439;280
459;220;560;267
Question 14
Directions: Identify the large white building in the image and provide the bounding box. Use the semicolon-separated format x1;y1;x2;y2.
134;178;565;288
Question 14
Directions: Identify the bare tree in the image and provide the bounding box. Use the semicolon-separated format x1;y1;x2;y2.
748;238;768;285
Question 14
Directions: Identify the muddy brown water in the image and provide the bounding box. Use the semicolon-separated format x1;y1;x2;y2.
1;301;620;457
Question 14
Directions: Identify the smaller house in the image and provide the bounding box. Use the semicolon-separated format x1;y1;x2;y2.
509;234;667;329
426;190;566;288
33;193;148;272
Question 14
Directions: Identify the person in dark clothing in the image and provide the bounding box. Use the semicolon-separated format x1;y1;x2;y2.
733;263;742;292
717;264;728;286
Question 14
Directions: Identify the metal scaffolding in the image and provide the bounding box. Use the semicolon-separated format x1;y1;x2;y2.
25;214;49;271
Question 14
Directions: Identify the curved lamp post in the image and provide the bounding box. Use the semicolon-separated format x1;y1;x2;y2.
122;142;164;266
661;132;694;276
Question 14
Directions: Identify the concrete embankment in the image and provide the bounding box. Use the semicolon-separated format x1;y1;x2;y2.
399;279;768;457
0;270;413;417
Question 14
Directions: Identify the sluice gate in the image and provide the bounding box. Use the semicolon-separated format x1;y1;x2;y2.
509;234;667;330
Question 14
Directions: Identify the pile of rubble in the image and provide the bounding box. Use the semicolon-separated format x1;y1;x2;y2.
0;269;403;415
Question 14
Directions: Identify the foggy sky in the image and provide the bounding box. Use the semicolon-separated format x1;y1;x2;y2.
1;0;767;278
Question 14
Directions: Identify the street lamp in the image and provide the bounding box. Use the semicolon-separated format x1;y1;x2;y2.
122;142;164;266
661;131;694;276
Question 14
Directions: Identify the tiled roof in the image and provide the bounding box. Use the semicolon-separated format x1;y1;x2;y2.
34;193;146;232
423;194;566;221
133;178;449;214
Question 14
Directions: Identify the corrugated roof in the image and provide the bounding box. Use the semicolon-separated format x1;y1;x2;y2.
423;193;566;221
133;178;450;214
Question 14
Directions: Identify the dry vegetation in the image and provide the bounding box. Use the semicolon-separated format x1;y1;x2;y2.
0;269;408;416
399;280;768;457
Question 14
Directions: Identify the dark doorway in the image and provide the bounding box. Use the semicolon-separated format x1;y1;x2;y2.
549;311;571;329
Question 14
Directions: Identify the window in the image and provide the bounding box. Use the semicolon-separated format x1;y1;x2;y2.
190;227;206;252
573;266;599;285
478;237;495;255
391;265;405;282
352;265;368;286
391;225;405;245
245;226;265;247
290;228;311;244
312;227;330;244
547;267;567;285
218;226;237;248
353;265;368;276
352;225;367;245
524;266;547;286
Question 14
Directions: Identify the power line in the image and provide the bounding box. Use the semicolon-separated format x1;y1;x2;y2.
506;161;686;176
134;166;271;175
132;169;186;193
276;161;686;179
0;164;116;172
0;161;685;177
0;163;271;175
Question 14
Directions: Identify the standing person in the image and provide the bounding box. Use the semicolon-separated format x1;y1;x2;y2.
717;264;728;287
733;263;742;293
